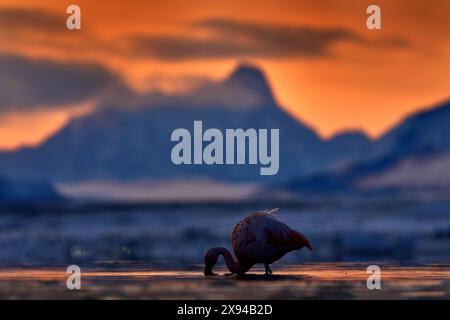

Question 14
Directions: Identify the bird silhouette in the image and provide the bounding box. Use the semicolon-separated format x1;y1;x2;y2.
204;209;312;276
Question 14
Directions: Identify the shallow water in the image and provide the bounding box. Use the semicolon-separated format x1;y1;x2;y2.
1;198;450;265
0;263;449;299
1;198;449;299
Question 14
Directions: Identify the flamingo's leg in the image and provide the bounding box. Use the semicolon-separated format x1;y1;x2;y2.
264;264;273;275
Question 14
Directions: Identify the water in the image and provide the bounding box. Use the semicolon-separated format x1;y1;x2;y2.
0;263;449;299
0;196;449;266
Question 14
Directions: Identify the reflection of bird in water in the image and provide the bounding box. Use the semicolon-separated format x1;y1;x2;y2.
204;209;312;276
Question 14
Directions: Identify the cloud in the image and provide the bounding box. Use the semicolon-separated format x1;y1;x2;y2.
0;53;124;113
0;7;64;33
128;18;364;61
0;8;411;62
127;18;412;61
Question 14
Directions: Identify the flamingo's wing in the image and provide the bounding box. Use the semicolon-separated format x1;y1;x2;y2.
263;215;313;251
262;215;293;246
231;216;258;260
231;209;283;260
232;210;312;263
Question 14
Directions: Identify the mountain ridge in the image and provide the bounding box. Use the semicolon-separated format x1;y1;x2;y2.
285;99;450;192
0;64;336;182
0;64;448;192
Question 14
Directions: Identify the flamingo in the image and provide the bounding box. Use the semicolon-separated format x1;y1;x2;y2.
204;209;312;276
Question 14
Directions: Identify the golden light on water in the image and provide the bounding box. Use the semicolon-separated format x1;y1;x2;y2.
0;263;448;299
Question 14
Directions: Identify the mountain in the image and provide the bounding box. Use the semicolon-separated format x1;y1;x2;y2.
372;100;450;159
186;64;276;109
323;131;372;170
285;100;450;192
357;100;450;190
2;63;446;195
0;176;61;203
357;152;450;190
0;64;369;184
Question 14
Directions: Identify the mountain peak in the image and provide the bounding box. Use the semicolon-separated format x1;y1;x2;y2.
188;63;276;109
330;130;370;144
222;64;275;107
227;64;267;82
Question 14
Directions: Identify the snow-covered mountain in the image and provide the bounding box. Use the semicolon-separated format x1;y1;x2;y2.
0;176;61;203
0;63;447;195
0;64;370;184
286;100;450;192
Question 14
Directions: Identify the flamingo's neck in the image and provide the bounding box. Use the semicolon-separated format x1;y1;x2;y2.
204;247;251;275
216;247;242;274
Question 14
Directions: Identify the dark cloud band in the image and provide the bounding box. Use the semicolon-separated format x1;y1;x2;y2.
0;7;411;62
128;18;363;61
0;53;123;113
0;8;64;32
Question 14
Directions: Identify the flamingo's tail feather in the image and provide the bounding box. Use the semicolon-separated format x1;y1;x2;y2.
289;231;313;251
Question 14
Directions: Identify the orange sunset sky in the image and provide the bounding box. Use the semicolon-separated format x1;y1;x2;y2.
0;0;449;149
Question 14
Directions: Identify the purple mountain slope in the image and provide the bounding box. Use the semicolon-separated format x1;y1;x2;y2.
0;64;371;184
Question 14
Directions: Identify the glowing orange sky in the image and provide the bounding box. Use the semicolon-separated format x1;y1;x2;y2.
0;0;449;149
